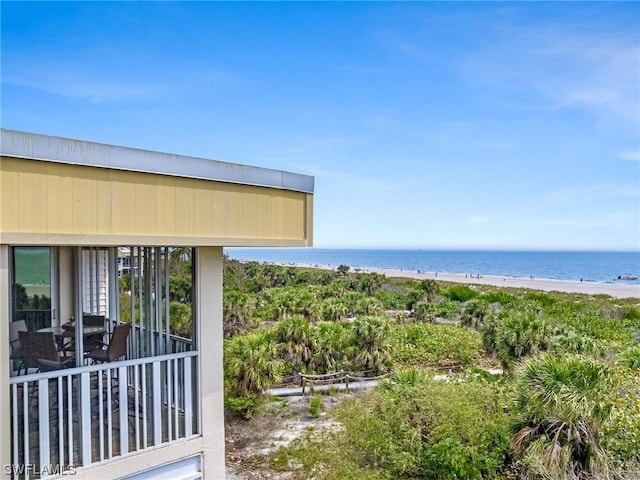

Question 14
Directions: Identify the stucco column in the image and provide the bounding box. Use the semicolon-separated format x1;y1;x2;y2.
196;246;225;479
1;245;11;479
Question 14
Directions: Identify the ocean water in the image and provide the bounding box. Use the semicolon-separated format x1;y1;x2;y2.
224;248;640;285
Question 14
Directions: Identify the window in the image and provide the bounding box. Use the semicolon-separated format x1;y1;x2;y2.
11;247;52;330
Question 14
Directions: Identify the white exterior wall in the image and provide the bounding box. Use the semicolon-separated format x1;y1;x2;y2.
1;245;11;478
197;246;226;479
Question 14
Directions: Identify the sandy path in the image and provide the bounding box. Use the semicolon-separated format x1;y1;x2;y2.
287;263;640;299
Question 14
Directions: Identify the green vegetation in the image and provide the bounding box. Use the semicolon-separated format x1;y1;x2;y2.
309;394;323;418
118;247;195;338
219;258;640;479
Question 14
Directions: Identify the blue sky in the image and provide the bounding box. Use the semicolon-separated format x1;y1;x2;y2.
2;1;639;250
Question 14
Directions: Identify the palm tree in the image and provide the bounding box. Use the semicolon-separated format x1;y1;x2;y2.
413;300;435;323
320;297;349;322
311;322;348;372
274;316;313;372
322;278;350;299
292;286;322;322
273;288;297;320
224;333;284;396
223;290;257;338
169;247;192;276
351;316;392;373
354;296;384;317
336;264;350;276
460;299;490;329
495;311;549;367
420;279;438;302
355;273;384;295
511;354;614;480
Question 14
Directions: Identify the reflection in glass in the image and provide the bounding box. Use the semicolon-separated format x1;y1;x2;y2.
12;247;52;330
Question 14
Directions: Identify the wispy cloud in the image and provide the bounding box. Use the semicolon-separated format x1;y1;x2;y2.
2;52;242;103
463;22;639;130
292;162;395;194
518;211;637;231
618;150;640;162
470;141;516;150
466;215;496;225
542;43;639;125
6;73;171;103
547;183;640;204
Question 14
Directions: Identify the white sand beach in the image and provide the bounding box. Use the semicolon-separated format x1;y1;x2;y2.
286;263;640;299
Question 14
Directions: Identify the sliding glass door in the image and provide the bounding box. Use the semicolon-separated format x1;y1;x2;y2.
11;246;56;330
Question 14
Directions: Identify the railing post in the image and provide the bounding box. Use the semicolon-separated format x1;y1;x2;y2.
23;382;29;474
38;378;50;475
80;371;92;467
119;365;129;455
152;361;162;446
11;384;18;468
184;358;193;437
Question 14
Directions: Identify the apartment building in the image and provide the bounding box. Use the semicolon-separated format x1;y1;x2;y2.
0;129;314;479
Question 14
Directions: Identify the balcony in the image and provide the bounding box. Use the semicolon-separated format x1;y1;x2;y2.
9;349;198;479
8;246;199;478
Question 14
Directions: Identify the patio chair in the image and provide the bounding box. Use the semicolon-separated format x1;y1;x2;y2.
9;320;27;374
81;314;107;353
18;330;75;373
86;323;131;363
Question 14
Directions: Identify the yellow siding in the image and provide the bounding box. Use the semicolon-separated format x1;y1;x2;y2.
0;157;313;247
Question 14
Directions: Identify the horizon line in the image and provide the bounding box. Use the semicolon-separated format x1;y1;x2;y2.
225;246;640;253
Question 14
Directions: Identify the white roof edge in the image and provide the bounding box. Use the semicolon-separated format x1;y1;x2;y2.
0;129;314;194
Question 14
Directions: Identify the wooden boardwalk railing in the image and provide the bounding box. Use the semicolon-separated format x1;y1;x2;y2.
267;365;465;397
298;370;392;395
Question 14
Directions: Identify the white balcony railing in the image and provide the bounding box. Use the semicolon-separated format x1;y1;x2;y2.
9;351;199;479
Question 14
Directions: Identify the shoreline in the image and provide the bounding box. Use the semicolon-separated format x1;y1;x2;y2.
263;262;640;299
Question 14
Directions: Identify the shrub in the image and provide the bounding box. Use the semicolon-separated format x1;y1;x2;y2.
332;376;511;479
379;368;430;391
481;291;518;307
274;316;314;372
223;290;257;338
511;354;615;480
602;368;640;475
311;321;351;373
169;301;192;338
375;289;416;311
494;311;549;367
350;316;393;372
413;300;434;323
444;284;477;302
460;298;491;329
309;395;323;418
391;323;483;368
619;344;640;370
353;296;384;317
224;332;284;396
225;392;262;420
433;298;461;319
320;297;349;322
549;329;600;356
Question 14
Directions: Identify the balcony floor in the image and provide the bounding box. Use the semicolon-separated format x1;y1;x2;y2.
11;378;195;479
